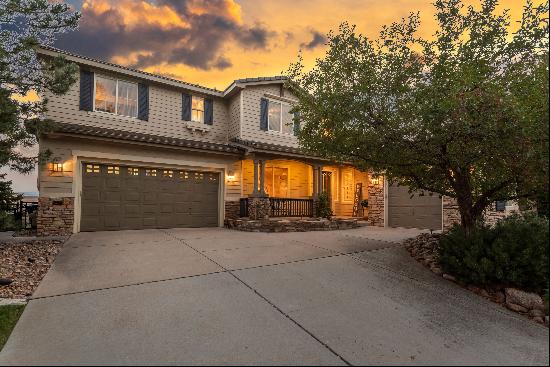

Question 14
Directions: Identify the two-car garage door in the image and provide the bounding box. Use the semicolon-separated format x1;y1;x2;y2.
80;163;219;231
387;184;442;230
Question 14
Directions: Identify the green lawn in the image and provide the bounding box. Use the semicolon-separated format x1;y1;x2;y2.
0;305;25;351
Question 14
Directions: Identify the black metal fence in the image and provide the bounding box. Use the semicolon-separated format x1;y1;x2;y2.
0;201;38;230
239;197;314;218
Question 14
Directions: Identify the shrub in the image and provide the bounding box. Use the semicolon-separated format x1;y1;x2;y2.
315;192;333;219
439;214;549;292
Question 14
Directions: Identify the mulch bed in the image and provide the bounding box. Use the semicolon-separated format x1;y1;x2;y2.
404;233;548;327
0;240;64;299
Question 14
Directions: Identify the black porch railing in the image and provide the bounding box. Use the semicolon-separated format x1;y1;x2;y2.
239;197;314;218
0;200;38;230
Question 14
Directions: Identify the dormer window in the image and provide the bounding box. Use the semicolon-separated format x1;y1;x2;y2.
191;96;205;123
94;75;138;118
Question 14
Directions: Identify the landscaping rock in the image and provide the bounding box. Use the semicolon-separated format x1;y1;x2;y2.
0;239;64;299
529;309;546;318
506;303;528;313
505;288;544;311
533;317;545;324
442;274;456;282
493;291;506;304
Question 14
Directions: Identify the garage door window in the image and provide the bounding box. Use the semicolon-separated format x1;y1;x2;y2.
86;164;100;173
128;167;139;176
145;169;157;177
163;170;173;178
180;171;190;180
107;166;119;175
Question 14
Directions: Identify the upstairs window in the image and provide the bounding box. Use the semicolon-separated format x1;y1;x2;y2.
191;96;205;123
94;75;138;118
267;100;296;135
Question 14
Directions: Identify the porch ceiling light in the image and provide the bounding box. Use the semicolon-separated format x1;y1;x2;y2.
226;170;236;180
371;176;381;185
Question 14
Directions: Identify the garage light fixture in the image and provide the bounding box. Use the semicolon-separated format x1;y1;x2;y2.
226;170;235;181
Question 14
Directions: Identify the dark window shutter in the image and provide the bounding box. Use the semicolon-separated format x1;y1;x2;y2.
79;69;94;111
182;93;191;121
138;83;149;121
260;98;268;131
204;98;213;125
495;201;506;212
293;111;301;136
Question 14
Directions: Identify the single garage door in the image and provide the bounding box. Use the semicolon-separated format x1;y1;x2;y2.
388;184;442;230
81;163;219;231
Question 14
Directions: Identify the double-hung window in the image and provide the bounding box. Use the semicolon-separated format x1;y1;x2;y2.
191;96;205;123
94;75;138;118
267;100;296;135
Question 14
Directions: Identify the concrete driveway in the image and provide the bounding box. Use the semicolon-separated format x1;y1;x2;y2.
1;226;548;365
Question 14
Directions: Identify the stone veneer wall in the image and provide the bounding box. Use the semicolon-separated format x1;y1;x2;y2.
367;181;384;227
443;196;517;230
37;197;74;236
224;200;241;220
248;197;271;220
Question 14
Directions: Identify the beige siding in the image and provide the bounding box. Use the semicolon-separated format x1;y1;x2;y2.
227;93;241;140
44;67;229;144
240;85;300;147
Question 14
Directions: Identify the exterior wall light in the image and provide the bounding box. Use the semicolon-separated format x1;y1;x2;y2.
226;170;236;181
49;162;64;173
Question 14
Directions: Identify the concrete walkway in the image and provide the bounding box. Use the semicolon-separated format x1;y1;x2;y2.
0;226;547;365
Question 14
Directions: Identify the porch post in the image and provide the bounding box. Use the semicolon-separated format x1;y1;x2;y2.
312;164;320;199
318;165;324;195
259;160;266;196
252;158;259;196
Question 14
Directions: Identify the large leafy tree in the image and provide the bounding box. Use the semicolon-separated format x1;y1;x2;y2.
0;0;79;196
286;0;549;232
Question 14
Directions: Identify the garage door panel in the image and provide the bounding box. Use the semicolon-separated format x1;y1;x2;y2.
388;184;441;230
81;163;219;231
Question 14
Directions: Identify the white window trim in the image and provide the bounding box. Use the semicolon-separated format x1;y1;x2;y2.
267;99;295;135
93;74;139;119
191;95;205;123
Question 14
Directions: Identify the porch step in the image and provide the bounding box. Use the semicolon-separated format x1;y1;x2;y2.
356;220;369;227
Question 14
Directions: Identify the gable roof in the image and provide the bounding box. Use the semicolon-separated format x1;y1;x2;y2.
38;46;286;99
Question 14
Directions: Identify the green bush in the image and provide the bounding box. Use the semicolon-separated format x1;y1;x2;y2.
315;192;333;219
439;214;549;292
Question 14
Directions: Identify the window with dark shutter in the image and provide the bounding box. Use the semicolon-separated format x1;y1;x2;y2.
79;69;94;111
260;97;268;131
182;93;191;121
495;201;506;212
138;83;149;121
204;98;213;125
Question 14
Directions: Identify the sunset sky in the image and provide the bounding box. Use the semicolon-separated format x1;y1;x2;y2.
3;0;534;192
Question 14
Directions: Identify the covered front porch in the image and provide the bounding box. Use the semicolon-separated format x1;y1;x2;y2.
237;158;371;219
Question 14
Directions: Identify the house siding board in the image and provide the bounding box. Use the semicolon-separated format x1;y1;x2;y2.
228;93;241;140
240;85;299;148
44;70;230;145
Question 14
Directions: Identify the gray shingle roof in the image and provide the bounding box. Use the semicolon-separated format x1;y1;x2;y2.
53;123;242;154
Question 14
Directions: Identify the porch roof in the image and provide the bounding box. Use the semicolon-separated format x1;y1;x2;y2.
48;123;242;155
229;138;331;162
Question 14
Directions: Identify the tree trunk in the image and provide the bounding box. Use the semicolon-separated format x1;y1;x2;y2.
455;192;485;235
453;173;484;235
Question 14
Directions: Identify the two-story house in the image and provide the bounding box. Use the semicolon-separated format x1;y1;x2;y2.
38;47;504;235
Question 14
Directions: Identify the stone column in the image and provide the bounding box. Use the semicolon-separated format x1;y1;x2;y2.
252;158;259;196
318;166;324;194
312;165;319;199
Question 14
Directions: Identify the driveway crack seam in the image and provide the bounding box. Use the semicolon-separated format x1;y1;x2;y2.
160;230;353;366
